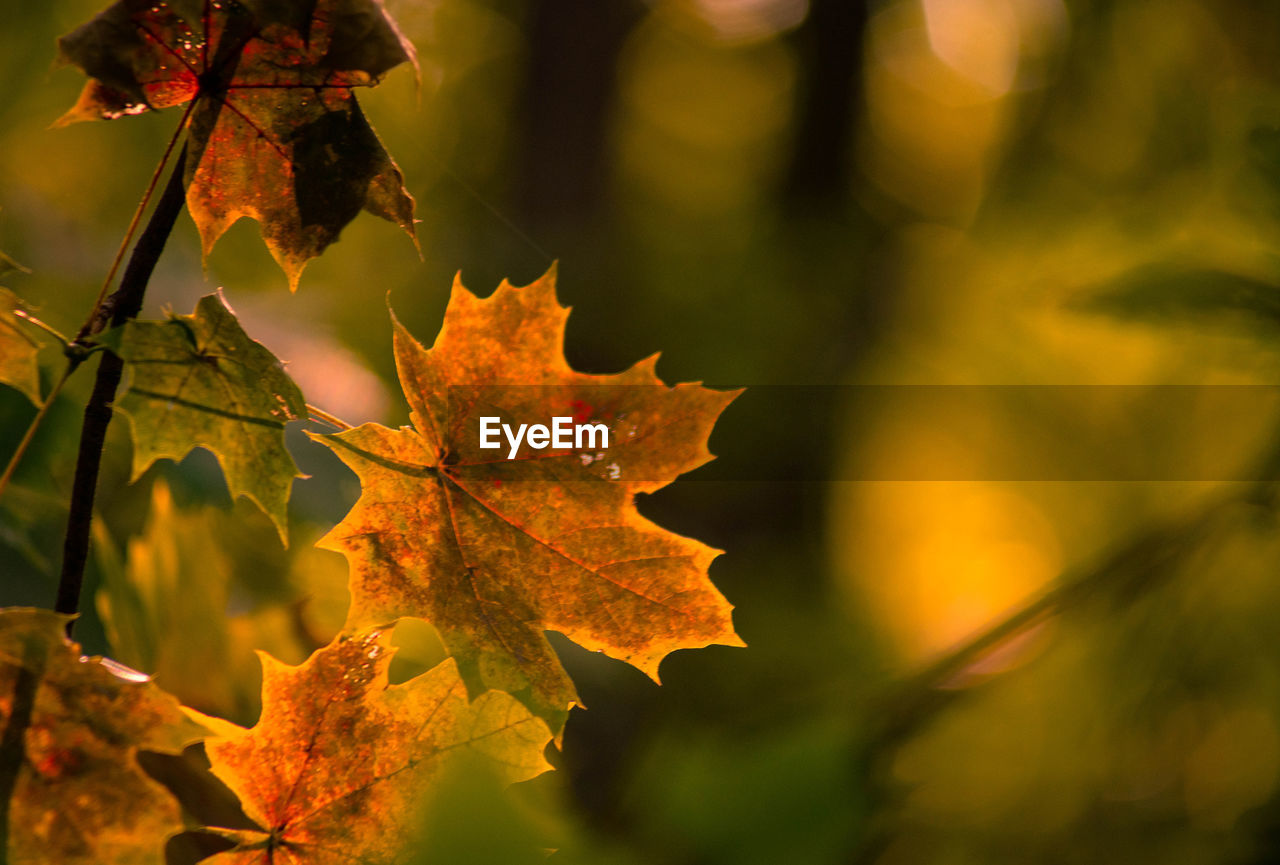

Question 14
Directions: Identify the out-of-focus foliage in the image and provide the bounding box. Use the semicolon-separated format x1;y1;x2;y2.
827;2;1280;863
94;480;347;723
6;0;1280;863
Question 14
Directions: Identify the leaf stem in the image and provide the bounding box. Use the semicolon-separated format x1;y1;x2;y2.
0;108;195;513
0;363;74;502
306;403;353;430
75;100;195;343
56;146;190;634
12;309;70;346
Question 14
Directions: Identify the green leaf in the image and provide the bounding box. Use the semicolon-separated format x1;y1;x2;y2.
0;607;210;865
95;482;245;720
99;292;305;541
0;288;42;405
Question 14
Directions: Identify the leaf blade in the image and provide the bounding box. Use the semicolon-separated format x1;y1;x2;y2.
315;268;743;730
200;631;552;864
100;292;305;540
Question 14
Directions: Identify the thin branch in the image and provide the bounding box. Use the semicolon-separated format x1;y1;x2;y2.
57;146;190;633
0;364;74;502
76;100;195;343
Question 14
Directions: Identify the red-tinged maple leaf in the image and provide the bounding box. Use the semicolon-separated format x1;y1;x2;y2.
313;267;744;731
56;0;418;289
192;630;552;864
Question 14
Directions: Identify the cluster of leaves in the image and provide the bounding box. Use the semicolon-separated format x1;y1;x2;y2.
0;1;741;862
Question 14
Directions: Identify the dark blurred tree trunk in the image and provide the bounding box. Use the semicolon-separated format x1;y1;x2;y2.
511;0;649;837
511;0;886;851
780;0;888;368
783;0;868;211
514;0;644;232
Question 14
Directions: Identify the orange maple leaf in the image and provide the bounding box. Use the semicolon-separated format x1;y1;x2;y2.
195;630;551;864
314;268;744;730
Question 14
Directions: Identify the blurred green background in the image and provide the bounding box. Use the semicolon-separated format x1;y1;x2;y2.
6;0;1280;862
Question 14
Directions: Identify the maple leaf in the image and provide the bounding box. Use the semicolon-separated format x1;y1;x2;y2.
0;288;41;406
99;292;305;540
0;607;210;865
56;0;418;289
313;268;743;730
194;630;552;864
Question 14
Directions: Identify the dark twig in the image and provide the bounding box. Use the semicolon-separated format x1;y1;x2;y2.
55;147;189;634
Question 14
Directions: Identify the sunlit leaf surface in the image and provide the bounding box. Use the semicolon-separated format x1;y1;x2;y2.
314;268;743;730
198;630;552;864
